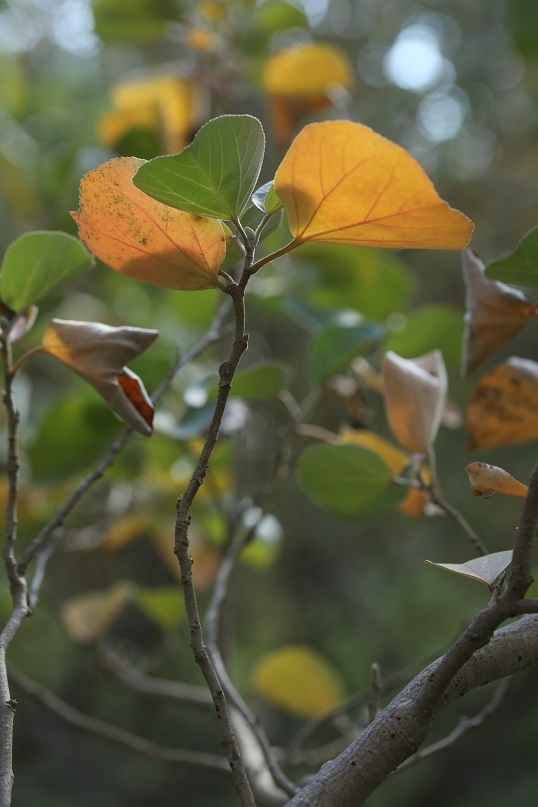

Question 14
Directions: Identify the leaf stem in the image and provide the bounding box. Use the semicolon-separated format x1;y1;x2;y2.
250;239;299;274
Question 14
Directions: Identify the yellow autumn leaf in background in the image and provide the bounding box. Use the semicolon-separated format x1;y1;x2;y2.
262;43;353;149
251;645;345;718
71;157;226;291
99;75;207;154
263;43;352;97
466;358;538;450
465;462;528;498
274;121;473;249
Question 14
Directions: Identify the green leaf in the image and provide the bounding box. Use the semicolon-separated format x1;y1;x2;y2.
134;115;266;222
185;360;293;405
1;231;94;311
384;305;464;368
252;181;284;215
301;244;414;321
29;394;122;483
425;550;513;587
309;318;385;383
297;444;405;519
485;227;538;287
92;0;178;43
135;586;185;631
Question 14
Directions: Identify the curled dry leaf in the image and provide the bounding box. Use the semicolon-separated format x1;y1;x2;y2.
461;248;537;377
466;357;538;450
42;319;158;436
381;350;447;453
425;550;513;588
71;157;225;291
274;120;473;250
465;461;528;498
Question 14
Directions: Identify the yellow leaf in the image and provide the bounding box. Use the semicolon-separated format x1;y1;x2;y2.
61;581;136;644
99;75;205;154
274;121;473;249
71;157;226;291
462;249;537;377
251;645;345;718
465;461;528;498
381;350;447;453
262;43;353;97
466;358;538;450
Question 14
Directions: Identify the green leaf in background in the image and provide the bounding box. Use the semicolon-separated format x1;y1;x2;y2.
425;550;513;587
254;1;307;33
298;443;405;519
509;0;538;62
185;360;293;406
135;586;185;631
29;394;122;483
0;231;94;311
485;227;538;287
309;317;385;383
384;305;464;367
134;115;266;222
300;244;414;321
252;181;284;215
92;0;178;43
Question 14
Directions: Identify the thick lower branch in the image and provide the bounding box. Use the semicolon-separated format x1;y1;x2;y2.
287;614;538;806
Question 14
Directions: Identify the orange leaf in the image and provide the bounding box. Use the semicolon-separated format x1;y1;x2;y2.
381;350;447;453
465;461;528;498
61;581;136;644
274;121;473;249
71;157;225;291
462;249;537;377
466;358;538;450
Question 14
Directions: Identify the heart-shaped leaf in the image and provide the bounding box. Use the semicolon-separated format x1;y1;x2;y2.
71;157;225;291
462;248;537;377
251;645;345;718
0;231;94;311
425;550;513;587
298;443;405;518
133;115;265;223
465;461;528;498
485;227;538;288
466;357;538;450
274;120;473;250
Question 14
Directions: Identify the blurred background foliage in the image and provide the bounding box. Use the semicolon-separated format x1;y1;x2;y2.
0;0;538;805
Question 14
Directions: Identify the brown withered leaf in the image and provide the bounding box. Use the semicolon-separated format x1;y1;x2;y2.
381;350;447;453
466;357;538;450
41;319;158;436
462;248;537;377
61;581;136;644
465;461;528;498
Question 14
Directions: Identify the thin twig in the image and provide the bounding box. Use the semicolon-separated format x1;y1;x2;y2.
17;300;232;577
393;677;512;775
9;666;230;776
174;258;256;806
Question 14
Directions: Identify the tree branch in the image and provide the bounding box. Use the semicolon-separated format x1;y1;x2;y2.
8;667;231;777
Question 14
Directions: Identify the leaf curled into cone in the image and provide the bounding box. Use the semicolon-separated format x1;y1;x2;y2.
274;120;473;250
425;550;513;588
466;357;538;450
71;156;225;291
461;248;537;377
381;350;447;453
41;319;158;435
465;461;528;498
